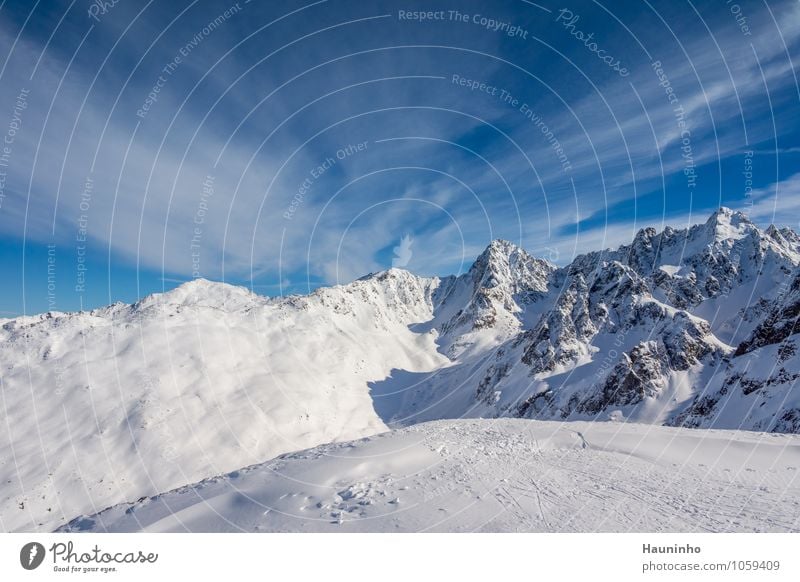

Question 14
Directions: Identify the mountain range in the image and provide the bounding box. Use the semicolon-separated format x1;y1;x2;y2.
3;207;800;532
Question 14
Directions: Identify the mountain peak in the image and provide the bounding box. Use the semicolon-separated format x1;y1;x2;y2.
174;277;222;290
135;278;261;311
470;239;522;267
467;239;554;296
171;277;247;295
706;206;751;225
473;239;526;275
704;207;754;241
371;266;411;275
357;267;420;284
485;238;520;253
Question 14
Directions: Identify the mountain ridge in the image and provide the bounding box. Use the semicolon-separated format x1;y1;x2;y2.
3;207;800;532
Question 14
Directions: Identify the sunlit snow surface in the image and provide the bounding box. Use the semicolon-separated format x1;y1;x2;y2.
61;419;800;533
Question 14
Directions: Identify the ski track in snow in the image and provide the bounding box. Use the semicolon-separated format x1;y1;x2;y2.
60;419;800;533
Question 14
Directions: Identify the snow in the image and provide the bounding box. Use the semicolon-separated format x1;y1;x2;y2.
659;264;682;276
674;340;800;433
4;208;800;533
705;207;755;242
60;419;800;533
0;272;448;532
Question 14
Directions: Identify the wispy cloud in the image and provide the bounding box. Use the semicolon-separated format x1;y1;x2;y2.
0;0;799;304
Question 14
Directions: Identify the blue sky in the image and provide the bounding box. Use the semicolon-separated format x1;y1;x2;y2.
0;0;799;315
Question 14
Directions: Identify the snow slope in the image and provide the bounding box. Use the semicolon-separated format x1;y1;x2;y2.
0;272;447;532
59;419;800;533
674;269;800;433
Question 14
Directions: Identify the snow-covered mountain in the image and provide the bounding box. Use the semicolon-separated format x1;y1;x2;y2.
59;419;800;533
0;271;447;531
3;207;800;532
376;208;800;431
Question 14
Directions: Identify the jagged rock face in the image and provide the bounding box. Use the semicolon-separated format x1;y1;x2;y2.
574;312;719;415
571;209;798;311
470;240;554;297
436;240;556;334
412;208;800;432
735;270;800;355
367;209;800;433
661;313;715;370
666;264;800;434
579;341;670;413
671;337;800;433
519;272;598;373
